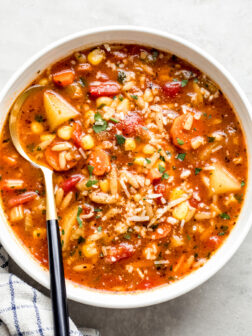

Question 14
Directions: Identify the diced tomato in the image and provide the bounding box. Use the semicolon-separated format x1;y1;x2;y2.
52;69;75;87
150;223;172;240
72;122;83;148
189;197;200;208
154;183;169;204
170;113;203;151
2;179;24;191
205;235;222;249
147;168;162;183
76;63;92;73
89;81;120;97
105;243;135;264
8;191;37;208
163;81;181;97
60;174;84;193
88;148;111;176
117;113;143;137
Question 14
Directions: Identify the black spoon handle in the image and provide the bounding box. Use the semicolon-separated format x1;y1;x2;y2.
47;219;69;336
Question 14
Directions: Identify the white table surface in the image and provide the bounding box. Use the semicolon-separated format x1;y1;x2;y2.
1;1;252;335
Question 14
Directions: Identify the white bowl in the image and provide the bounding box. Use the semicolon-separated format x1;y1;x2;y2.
0;26;251;309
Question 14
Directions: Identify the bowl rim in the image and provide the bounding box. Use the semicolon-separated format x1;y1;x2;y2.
0;25;252;309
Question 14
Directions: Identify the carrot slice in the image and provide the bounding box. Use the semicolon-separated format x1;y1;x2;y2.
170;113;202;150
88;149;111;176
52;69;75;87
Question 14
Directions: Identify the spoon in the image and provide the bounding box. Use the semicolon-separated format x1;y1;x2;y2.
9;85;70;336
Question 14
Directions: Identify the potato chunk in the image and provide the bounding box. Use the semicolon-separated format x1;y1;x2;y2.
44;90;79;130
210;163;241;194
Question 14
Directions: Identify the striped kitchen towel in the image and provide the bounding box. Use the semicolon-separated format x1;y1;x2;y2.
0;244;100;336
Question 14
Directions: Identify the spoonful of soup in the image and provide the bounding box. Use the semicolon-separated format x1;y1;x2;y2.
9;84;81;336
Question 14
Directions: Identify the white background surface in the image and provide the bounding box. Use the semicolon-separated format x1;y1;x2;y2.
1;0;252;335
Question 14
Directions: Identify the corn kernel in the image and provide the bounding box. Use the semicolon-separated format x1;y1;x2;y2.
40;134;56;142
134;157;146;166
143;144;155;155
87;48;105;65
125;138;136;151
82;242;98;258
173;201;189;220
134;194;141;202
33;228;47;239
170;188;184;201
116;98;130;113
57;126;73;140
81;135;94;150
38;78;49;86
10;205;24;222
96;97;113;107
31;121;44;134
156;160;165;169
100;179;110;193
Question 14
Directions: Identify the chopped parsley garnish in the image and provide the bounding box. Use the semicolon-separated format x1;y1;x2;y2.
87;165;94;176
98;103;106;109
97;226;102;232
78;236;85;244
241;180;245;187
124;233;131;240
116;134;126;145
158;164;169;180
35;114;44;122
193;78;199;83
151;49;159;61
158;164;165;174
181;79;188;87
218;232;225;236
117;71;126;84
130;94;138;100
234;194;243;203
145;158;151;164
76;206;83;227
220;212;230;220
94;208;102;212
109;117;119;123
26;143;36;152
195;167;202;175
86;179;98;188
162;172;169;180
208;136;215;143
79;77;87;87
93;112;108;133
61;229;65;235
119;95;124;101
177;138;184;145
176;153;186;161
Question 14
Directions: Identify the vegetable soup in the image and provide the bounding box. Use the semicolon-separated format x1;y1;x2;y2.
0;44;247;291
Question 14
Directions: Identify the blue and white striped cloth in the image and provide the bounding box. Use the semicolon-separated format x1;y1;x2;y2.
0;244;99;336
